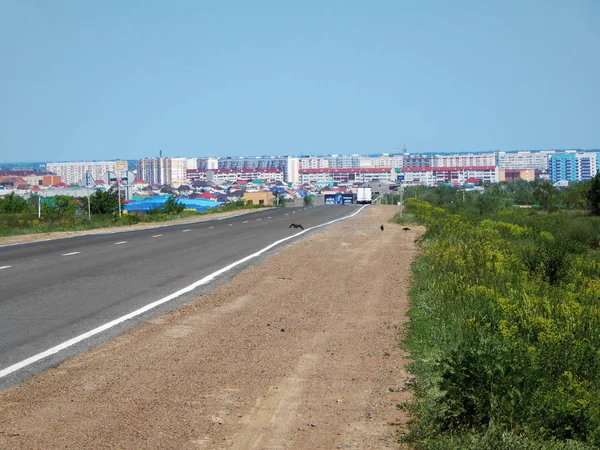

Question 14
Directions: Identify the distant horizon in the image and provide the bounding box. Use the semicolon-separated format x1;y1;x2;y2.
2;147;600;167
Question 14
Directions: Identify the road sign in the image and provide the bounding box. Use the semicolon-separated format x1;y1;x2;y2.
120;171;135;185
82;171;95;187
103;171;118;186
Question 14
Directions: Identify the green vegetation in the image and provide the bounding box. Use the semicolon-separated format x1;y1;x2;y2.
0;193;271;238
395;195;600;449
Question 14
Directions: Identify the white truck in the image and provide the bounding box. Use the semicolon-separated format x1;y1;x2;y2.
356;187;372;204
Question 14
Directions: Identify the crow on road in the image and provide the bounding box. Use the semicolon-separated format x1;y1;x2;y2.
289;223;304;230
402;227;411;231
380;225;384;231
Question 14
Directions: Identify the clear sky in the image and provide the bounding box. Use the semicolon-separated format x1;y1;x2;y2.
1;0;599;163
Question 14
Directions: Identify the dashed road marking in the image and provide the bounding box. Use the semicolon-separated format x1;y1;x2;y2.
114;241;128;245
61;252;81;256
243;220;248;223
182;229;191;232
256;219;262;221
267;217;272;219
152;234;163;237
209;226;214;229
0;266;12;270
228;224;233;226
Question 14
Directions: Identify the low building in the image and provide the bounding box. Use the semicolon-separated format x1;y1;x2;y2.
244;191;274;206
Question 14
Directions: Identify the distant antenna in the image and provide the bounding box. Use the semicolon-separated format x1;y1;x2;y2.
393;145;408;155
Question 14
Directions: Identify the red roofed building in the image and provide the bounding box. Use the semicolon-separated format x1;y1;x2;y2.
401;166;499;185
298;167;395;184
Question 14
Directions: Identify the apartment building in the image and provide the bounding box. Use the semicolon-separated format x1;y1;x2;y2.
328;154;361;169
203;168;284;185
433;153;496;167
549;152;600;182
46;160;128;185
401;166;499;185
498;151;553;171
359;154;404;169
298;168;394;184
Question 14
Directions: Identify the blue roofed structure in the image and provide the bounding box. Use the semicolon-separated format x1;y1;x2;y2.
123;196;223;212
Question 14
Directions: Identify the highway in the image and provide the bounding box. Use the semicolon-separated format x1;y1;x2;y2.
0;205;365;390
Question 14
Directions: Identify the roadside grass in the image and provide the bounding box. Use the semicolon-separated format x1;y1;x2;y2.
0;203;271;237
401;199;600;449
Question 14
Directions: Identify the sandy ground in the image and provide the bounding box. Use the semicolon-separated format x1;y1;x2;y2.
0;205;419;449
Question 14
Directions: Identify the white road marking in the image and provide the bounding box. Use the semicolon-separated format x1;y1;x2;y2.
292;211;296;214
256;219;262;221
243;221;248;223
228;224;233;226
0;265;12;270
209;226;214;229
152;234;163;238
61;252;81;256
267;217;272;219
285;213;289;216
0;205;368;380
182;229;191;232
114;241;128;245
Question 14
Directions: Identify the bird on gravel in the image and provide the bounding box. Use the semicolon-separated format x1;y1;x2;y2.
380;225;384;231
402;227;411;231
289;223;304;230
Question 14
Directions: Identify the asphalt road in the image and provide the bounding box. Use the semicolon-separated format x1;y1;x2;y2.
0;205;366;390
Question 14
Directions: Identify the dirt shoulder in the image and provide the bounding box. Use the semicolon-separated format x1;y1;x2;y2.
0;205;419;449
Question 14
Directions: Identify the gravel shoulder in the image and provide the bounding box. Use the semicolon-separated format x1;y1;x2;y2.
0;205;419;449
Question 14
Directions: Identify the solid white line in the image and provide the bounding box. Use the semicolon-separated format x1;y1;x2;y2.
114;241;128;245
0;205;368;380
152;234;163;238
61;252;81;256
182;229;191;232
0;265;12;270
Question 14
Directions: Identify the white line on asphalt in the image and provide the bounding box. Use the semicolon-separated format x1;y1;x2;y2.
182;229;191;232
152;234;163;238
0;266;12;270
285;213;289;216
114;241;128;245
61;252;81;256
243;221;248;223
208;226;214;229
0;205;368;380
256;219;262;221
228;224;233;226
267;217;272;219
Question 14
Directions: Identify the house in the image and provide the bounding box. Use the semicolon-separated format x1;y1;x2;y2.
244;190;274;206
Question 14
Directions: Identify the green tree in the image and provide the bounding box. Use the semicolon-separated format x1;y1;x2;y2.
533;181;558;211
587;172;600;216
52;195;78;215
303;195;313;206
88;189;119;214
161;195;185;214
0;192;29;213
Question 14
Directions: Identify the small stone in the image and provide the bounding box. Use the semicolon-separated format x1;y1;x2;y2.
280;328;285;332
310;423;318;427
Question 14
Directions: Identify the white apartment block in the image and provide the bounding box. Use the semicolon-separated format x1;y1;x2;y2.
204;168;285;185
46;160;128;185
298;156;330;169
286;157;300;184
298;168;394;184
165;157;187;187
433;153;496;167
402;166;499;185
359;154;404;169
498;151;553;170
328;154;361;168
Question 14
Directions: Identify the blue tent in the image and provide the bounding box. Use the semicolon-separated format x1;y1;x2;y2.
123;196;223;212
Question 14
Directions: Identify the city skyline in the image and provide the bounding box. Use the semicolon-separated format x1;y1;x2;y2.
1;1;599;163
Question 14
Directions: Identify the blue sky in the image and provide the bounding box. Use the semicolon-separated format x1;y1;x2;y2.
1;0;598;163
